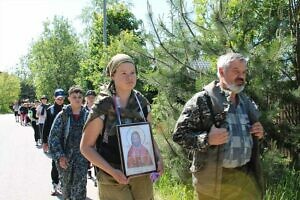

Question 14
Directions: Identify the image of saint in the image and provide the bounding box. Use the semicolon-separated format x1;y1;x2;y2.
127;131;153;168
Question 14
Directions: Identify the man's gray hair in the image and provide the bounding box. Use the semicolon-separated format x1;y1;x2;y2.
217;52;247;77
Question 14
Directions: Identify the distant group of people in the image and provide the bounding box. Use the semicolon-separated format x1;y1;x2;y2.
14;87;98;199
13;52;265;200
13;100;31;126
12;97;49;146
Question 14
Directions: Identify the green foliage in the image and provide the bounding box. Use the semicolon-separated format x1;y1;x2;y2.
152;103;192;183
19;81;36;102
27;16;84;99
154;140;300;200
76;3;151;97
145;0;299;198
262;140;300;200
154;171;194;200
4;0;298;197
139;2;216;185
14;56;37;101
0;72;20;113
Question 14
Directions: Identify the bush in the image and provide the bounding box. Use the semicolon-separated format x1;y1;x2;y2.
154;171;194;200
262;140;300;200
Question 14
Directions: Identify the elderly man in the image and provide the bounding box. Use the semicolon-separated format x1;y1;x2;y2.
173;52;265;200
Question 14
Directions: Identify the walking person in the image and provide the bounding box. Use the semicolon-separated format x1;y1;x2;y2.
80;54;164;200
28;100;40;146
36;95;49;144
42;89;65;196
13;101;20;122
84;89;97;181
19;102;29;126
48;86;89;200
84;90;96;111
173;52;265;200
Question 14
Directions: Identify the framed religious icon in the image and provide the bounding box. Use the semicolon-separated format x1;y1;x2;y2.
117;122;157;177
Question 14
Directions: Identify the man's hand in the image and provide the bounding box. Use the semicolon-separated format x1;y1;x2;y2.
59;156;69;169
208;125;229;145
250;122;264;139
42;143;49;153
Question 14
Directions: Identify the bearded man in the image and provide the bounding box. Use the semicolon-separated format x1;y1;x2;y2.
173;52;265;200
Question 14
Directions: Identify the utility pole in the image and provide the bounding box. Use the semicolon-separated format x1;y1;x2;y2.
103;0;107;46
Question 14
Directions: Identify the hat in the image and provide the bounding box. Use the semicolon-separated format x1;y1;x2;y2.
106;54;134;77
54;89;65;98
40;95;48;100
85;90;96;97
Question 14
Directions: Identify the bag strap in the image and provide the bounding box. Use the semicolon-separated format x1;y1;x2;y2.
113;96;122;125
113;91;147;125
133;91;146;122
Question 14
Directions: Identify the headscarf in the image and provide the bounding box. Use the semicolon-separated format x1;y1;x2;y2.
106;54;135;77
105;54;135;95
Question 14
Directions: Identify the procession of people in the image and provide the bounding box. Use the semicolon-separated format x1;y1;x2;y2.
11;52;265;200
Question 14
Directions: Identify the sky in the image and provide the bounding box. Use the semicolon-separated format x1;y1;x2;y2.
0;0;169;72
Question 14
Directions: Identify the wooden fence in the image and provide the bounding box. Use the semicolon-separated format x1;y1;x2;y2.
275;103;300;125
272;102;300;169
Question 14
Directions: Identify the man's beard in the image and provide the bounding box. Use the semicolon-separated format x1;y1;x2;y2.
227;83;245;94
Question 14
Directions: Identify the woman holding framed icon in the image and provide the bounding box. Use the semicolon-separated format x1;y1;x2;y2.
80;54;164;200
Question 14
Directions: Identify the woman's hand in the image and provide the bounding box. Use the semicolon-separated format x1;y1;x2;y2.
111;169;129;184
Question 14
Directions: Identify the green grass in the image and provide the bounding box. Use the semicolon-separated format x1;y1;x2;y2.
154;141;299;200
264;169;299;200
154;171;194;200
262;141;300;200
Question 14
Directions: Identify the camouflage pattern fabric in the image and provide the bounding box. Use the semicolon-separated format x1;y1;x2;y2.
84;89;150;166
84;89;154;200
48;105;89;200
173;81;264;199
173;90;214;152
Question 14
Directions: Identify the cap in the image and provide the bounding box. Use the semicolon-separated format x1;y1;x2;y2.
40;95;48;100
54;89;65;98
85;90;96;97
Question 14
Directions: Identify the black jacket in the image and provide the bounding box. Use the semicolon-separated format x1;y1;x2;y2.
42;103;63;144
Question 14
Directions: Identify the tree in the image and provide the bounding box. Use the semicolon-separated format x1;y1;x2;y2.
0;72;20;113
140;0;300;179
76;3;146;92
193;0;300;168
14;56;36;101
27;16;84;99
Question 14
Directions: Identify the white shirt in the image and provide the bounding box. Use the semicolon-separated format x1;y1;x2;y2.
36;105;47;124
